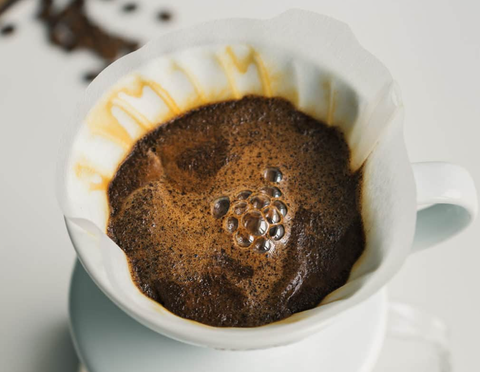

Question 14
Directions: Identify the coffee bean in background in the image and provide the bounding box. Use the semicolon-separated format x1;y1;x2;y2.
83;70;100;83
0;23;15;36
122;2;138;13
157;9;172;22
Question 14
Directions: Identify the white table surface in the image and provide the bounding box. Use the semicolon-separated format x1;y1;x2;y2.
1;0;478;371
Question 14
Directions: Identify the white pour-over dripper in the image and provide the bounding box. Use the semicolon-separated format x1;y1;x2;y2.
59;10;477;351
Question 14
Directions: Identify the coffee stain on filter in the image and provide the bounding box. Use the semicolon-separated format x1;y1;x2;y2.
323;79;338;126
217;46;273;99
74;160;112;192
171;62;208;105
86;76;183;151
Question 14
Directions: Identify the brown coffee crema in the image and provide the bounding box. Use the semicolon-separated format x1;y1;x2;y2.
107;95;365;327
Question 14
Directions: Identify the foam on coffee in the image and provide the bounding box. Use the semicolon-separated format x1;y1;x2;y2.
107;95;365;327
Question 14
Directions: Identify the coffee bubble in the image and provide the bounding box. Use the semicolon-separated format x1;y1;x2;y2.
250;194;270;209
212;196;230;219
269;225;285;240
272;200;287;217
236;190;252;200
225;216;238;233
243;211;268;236
264;167;283;183
260;186;282;198
233;201;248;215
265;208;281;224
235;230;254;248
254;237;273;253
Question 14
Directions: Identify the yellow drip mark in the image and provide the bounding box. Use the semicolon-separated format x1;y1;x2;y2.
120;75;181;116
74;162;112;191
87;75;183;148
172;62;207;104
141;80;181;115
111;98;153;131
216;54;240;99
323;80;337;125
87;102;133;150
225;46;273;97
253;52;273;97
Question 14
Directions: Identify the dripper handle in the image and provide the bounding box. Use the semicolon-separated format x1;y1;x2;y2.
411;162;478;252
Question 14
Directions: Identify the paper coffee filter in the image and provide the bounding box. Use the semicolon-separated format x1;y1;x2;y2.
58;10;416;347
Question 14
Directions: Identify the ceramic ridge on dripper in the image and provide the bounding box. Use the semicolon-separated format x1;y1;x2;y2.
57;10;416;350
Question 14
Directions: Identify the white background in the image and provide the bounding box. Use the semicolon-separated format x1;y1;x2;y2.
0;0;478;371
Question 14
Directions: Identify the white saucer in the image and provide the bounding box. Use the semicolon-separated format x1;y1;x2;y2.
69;261;387;372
